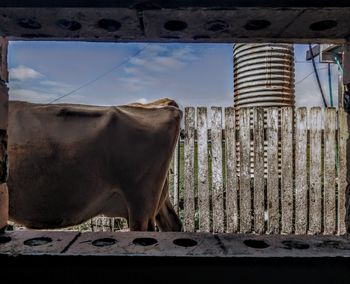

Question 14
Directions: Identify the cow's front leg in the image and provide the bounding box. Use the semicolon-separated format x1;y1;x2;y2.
128;213;156;231
126;181;163;231
127;201;157;231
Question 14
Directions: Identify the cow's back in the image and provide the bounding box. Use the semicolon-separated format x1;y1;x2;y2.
7;100;182;229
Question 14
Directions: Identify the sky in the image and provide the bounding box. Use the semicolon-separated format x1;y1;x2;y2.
7;41;340;108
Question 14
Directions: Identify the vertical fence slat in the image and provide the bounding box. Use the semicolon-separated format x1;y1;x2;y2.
295;108;308;234
173;140;180;214
225;107;238;233
324;108;337;234
169;148;175;207
338;108;348;235
239;108;252;233
197;107;210;232
253;107;265;234
267;108;280;234
309;107;323;235
184;107;195;232
281;107;294;234
211;107;224;233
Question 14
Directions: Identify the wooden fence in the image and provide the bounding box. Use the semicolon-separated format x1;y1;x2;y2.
168;106;348;235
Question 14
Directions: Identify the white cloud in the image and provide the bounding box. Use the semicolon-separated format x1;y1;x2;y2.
128;45;199;73
40;80;65;87
129;57;148;68
117;76;156;92
154;56;185;69
39;80;75;94
136;98;148;104
123;67;138;75
171;46;199;61
9;87;87;104
145;44;168;54
9;65;44;81
9;88;56;103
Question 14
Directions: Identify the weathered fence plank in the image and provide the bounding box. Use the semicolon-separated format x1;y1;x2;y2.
169;150;175;207
324;108;336;234
309;107;323;235
173;141;180;214
253;107;265;234
225;107;238;233
281;107;294;234
197;107;210;232
184;107;195;232
295;108;308;234
239;108;252;233
338;108;348;235
267;108;280;234
211;107;224;233
169;139;179;212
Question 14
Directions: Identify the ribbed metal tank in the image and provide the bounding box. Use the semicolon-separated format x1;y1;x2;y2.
233;43;295;108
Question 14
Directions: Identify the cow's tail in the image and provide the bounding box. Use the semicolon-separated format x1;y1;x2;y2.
156;197;183;232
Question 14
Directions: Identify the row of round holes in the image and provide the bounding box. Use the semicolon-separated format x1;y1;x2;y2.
16;17;338;33
2;235;350;250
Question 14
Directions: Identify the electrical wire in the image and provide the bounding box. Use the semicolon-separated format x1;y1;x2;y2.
294;67;328;85
48;43;150;104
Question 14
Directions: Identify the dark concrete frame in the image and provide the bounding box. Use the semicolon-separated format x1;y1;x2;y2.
0;3;350;281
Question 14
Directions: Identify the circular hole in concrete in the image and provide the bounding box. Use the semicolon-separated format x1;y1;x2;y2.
18;18;41;29
24;237;52;246
164;20;187;31
244;19;271;30
133;237;158;246
206;20;228;32
0;236;11;244
173;238;198;247
98;19;121;32
316;240;350;250
243;239;270;249
92;238;117;247
282;240;310;250
57;19;81;31
309;20;337;31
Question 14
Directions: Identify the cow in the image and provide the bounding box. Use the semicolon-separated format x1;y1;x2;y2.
7;98;183;232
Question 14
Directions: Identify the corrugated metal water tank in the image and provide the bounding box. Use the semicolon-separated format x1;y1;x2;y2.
233;43;295;108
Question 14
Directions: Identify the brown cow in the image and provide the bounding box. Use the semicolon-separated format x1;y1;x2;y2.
7;98;183;231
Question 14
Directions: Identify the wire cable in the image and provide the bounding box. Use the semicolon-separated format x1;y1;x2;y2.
48;43;150;104
294;67;328;85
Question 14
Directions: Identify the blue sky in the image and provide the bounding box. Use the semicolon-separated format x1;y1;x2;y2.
7;41;340;108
